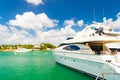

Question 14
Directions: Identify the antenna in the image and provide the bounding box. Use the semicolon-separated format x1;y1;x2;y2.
103;8;105;17
92;7;96;22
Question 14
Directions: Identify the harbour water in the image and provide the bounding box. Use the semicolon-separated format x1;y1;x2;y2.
0;50;94;80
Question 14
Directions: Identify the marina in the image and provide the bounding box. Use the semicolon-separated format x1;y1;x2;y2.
0;0;120;80
0;50;94;80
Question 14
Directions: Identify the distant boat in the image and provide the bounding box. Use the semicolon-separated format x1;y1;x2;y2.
53;23;120;80
14;48;32;53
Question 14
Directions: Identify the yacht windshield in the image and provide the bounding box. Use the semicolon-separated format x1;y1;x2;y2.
63;45;80;51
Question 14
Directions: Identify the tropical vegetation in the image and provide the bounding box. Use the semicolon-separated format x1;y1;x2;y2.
0;43;57;51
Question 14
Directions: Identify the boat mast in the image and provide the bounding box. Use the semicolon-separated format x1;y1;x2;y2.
92;6;96;22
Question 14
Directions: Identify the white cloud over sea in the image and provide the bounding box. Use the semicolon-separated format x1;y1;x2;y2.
0;12;120;45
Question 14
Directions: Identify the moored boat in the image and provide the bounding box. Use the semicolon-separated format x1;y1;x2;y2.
14;48;32;53
52;23;120;80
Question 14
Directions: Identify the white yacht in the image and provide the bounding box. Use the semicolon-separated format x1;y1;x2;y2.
14;48;32;53
53;24;120;80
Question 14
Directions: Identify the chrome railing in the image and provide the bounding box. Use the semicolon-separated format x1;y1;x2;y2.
95;72;120;80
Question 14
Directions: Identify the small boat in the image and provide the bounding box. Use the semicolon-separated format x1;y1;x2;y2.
14;48;32;53
52;23;120;80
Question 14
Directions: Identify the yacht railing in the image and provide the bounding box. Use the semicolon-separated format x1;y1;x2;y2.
95;72;120;80
100;51;111;55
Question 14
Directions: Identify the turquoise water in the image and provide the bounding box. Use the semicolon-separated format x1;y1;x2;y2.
0;50;94;80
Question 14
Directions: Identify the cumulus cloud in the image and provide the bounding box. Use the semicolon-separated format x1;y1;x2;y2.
0;24;12;44
102;13;120;29
35;19;76;45
2;12;120;45
26;0;44;6
7;27;34;44
0;24;10;37
0;14;76;45
77;20;84;27
64;19;75;27
36;25;76;45
5;23;76;45
9;12;58;31
87;13;120;30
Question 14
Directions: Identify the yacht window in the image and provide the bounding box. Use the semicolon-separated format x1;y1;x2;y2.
63;45;80;51
118;49;120;52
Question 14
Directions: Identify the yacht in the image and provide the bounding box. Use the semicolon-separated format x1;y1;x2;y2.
53;23;120;80
14;48;32;53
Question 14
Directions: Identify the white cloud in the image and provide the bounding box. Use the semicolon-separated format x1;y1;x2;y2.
9;12;58;31
88;13;120;30
0;24;10;39
102;13;120;29
77;20;84;27
2;12;120;45
26;0;44;6
6;24;76;45
0;16;76;45
34;19;76;45
0;24;12;44
116;12;120;18
36;24;76;45
64;19;75;27
8;11;61;44
0;24;9;32
1;26;37;44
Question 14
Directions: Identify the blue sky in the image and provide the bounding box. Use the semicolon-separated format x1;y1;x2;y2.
1;0;120;23
0;0;120;45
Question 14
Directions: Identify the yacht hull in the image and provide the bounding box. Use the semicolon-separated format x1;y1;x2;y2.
53;51;120;80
